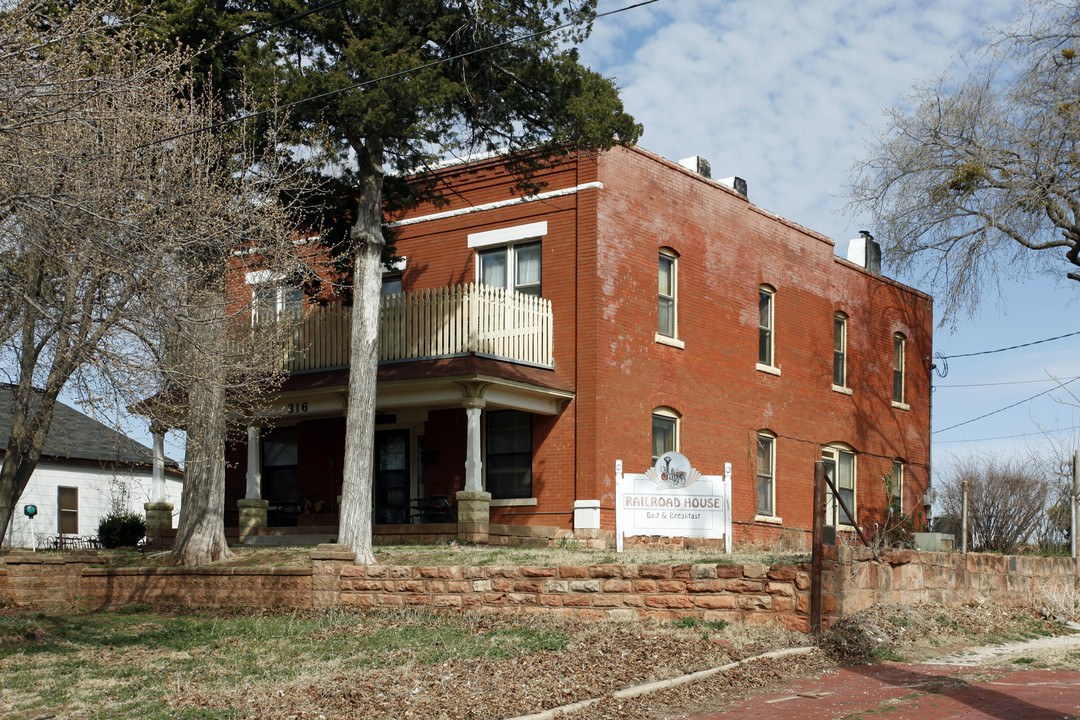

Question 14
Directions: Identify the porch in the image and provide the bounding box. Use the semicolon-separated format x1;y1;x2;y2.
270;282;555;372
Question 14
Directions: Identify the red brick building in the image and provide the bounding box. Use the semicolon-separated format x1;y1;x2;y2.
223;145;932;547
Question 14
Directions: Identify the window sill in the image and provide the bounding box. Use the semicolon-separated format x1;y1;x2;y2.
832;384;852;395
491;498;538;507
892;401;910;411
756;363;781;376
655;333;685;349
753;514;782;524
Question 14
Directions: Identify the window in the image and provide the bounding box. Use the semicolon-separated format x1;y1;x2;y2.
57;486;78;535
486;410;532;499
658;250;677;338
822;445;856;527
381;274;402;295
651;408;679;462
833;313;847;388
479;241;541;297
758;285;775;367
893;333;906;405
252;284;302;324
756;432;776;517
890;459;904;512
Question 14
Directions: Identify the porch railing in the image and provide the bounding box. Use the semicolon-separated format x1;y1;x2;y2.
282;283;553;372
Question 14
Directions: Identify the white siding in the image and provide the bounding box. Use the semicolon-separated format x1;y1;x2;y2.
3;463;183;549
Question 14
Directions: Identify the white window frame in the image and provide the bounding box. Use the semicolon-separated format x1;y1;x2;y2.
469;222;546;298
246;270;302;324
822;444;857;530
892;333;908;409
833;312;849;392
755;431;778;520
651;407;680;463
657;249;680;344
757;285;778;373
381;257;406;295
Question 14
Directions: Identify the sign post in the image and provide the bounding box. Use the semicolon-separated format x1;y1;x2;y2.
24;504;38;552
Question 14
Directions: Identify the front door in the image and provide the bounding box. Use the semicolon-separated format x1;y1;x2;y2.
374;429;411;524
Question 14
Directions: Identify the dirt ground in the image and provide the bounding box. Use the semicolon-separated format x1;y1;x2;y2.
167;600;1077;720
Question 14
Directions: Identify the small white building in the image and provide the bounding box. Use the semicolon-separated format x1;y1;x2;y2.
1;387;183;549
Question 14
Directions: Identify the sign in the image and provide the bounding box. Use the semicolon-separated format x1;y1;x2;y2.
263;395;344;418
615;454;731;552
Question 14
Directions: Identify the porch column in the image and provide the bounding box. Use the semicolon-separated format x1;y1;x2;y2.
458;396;491;543
463;398;484;492
238;424;268;533
144;423;174;533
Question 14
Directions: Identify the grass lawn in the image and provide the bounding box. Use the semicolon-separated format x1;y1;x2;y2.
0;605;571;720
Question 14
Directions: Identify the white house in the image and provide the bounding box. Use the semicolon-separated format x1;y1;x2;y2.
1;386;183;549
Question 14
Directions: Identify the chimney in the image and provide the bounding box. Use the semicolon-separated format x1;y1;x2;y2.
718;176;748;198
678;155;712;178
846;230;882;274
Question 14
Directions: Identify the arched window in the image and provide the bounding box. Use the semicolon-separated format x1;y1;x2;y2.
833;312;848;389
756;431;777;518
658;248;678;339
651;406;680;462
758;284;776;368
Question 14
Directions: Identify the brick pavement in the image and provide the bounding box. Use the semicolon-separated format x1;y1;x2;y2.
688;662;1080;720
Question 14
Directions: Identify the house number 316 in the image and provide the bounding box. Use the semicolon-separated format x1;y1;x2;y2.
287;402;309;414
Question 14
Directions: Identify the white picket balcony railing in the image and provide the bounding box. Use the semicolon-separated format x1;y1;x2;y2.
282;283;554;372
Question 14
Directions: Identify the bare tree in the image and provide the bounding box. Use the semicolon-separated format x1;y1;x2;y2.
849;0;1080;322
937;453;1052;553
0;1;311;557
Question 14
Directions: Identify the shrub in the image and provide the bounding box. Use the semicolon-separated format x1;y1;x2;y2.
97;512;146;548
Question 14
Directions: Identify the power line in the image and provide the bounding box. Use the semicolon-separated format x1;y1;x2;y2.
932;375;1080;435
130;0;664;154
936;375;1080;388
940;329;1080;360
935;424;1080;444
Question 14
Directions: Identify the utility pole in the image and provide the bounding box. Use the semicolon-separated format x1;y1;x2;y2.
1072;450;1079;560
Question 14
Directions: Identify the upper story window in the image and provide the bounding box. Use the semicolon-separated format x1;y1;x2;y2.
382;257;406;295
658;249;677;338
469;221;547;299
651;407;679;462
833;313;848;389
758;285;776;369
892;333;907;406
756;431;776;518
253;284;302;324
822;444;856;528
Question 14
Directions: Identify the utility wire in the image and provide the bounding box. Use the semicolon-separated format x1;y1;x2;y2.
932;375;1080;434
936;375;1080;388
935;424;1080;444
129;0;664;154
939;329;1080;360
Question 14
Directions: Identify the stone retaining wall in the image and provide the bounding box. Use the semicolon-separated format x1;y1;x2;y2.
4;546;1077;631
823;546;1080;615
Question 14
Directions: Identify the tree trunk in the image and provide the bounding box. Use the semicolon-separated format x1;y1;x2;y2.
171;287;232;565
338;150;385;565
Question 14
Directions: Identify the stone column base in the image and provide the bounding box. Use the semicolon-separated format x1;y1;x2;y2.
144;502;174;531
237;498;269;532
456;491;491;543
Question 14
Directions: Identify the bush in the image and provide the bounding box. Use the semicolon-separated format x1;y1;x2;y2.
97;512;146;548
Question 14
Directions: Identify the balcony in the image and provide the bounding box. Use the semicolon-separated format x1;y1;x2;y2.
279;283;554;372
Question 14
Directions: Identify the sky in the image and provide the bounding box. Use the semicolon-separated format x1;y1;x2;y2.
579;0;1080;482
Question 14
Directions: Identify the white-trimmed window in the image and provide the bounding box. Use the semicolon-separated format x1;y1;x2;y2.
758;285;775;368
756;432;776;517
891;459;904;512
658;249;677;338
822;445;856;528
247;270;302;324
58;486;78;535
651;407;679;462
833;313;848;388
469;221;546;298
892;333;906;405
382;257;406;295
